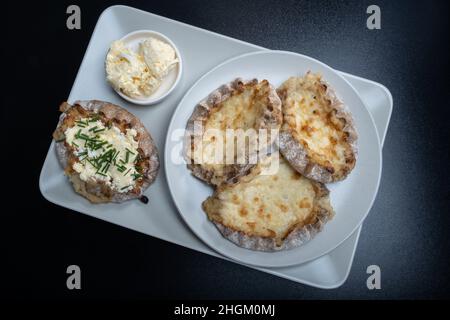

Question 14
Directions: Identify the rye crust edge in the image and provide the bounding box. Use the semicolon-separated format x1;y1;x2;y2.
278;76;358;183
184;78;282;186
53;100;159;203
207;181;334;252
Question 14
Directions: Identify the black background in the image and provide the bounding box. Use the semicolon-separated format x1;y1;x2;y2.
3;0;450;299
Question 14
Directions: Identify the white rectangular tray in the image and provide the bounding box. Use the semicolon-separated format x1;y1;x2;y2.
39;5;392;289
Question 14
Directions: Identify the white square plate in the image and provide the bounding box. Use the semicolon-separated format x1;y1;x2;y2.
39;5;392;288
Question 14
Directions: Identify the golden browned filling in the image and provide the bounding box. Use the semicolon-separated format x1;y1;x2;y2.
189;80;279;185
279;74;355;176
202;155;332;245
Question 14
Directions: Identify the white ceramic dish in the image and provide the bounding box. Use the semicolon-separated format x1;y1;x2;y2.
165;50;382;268
39;5;392;287
109;29;182;105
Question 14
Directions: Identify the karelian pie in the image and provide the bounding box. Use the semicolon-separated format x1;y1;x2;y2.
185;78;282;186
202;153;334;251
277;73;357;183
53;100;159;203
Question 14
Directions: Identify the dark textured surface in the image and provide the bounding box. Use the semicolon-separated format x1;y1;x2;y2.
4;0;450;299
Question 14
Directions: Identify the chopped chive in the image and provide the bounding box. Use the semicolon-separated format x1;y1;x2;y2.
116;164;126;173
92;141;108;150
76;132;91;140
131;173;143;181
87;159;99;169
89;116;100;122
102;163;110;173
88;126;98;132
125;149;136;163
72;141;79;147
125;148;135;155
93;128;105;133
121;185;131;190
124;168;131;176
113;150;120;161
75;120;89;127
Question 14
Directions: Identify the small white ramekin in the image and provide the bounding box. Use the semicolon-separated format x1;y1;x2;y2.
107;29;182;105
